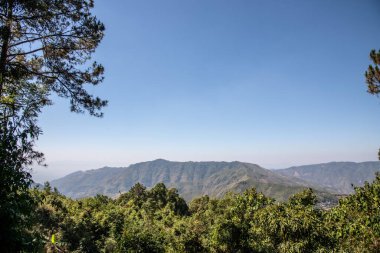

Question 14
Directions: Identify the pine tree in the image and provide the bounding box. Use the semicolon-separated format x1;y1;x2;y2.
0;1;106;250
365;49;380;159
365;49;380;96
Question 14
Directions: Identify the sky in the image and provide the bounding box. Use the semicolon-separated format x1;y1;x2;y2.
33;0;380;182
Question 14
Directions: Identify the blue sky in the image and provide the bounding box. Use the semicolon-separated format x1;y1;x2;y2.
34;0;380;182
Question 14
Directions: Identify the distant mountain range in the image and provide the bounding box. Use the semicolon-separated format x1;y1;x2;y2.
50;159;380;202
275;161;380;194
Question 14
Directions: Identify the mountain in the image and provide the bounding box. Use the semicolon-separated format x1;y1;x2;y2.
50;159;331;202
275;161;380;194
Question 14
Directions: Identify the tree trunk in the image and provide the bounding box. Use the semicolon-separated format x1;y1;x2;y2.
0;0;14;98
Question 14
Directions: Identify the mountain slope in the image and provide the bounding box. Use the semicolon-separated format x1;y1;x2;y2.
50;159;327;201
275;161;380;194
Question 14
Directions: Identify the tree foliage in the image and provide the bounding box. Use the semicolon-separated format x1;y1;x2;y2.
365;49;380;160
0;0;107;117
327;173;380;252
366;49;380;96
0;122;40;252
0;1;106;251
23;176;380;252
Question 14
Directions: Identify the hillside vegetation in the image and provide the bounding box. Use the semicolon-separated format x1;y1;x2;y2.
50;160;380;203
50;159;336;202
276;161;380;194
27;173;380;252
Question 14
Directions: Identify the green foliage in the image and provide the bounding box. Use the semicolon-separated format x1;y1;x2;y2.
118;183;189;216
118;222;165;253
26;176;380;252
365;49;380;160
250;189;333;253
366;49;380;96
0;123;40;252
0;0;107;116
0;1;106;251
327;172;380;252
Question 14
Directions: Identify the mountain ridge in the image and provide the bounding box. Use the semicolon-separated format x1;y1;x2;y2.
275;161;380;194
50;159;380;202
51;159;321;201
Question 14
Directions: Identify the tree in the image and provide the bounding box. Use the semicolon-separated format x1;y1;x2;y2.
0;0;107;117
327;173;380;252
365;49;380;96
117;183;148;208
365;49;380;159
250;189;333;253
0;1;106;251
0;122;42;252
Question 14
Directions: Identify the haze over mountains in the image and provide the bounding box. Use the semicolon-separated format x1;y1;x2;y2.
50;159;380;202
276;161;380;194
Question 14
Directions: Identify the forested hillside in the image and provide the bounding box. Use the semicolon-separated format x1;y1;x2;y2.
276;161;380;194
50;159;334;202
26;173;380;252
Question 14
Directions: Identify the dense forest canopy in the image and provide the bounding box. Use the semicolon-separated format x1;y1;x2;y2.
27;174;380;252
